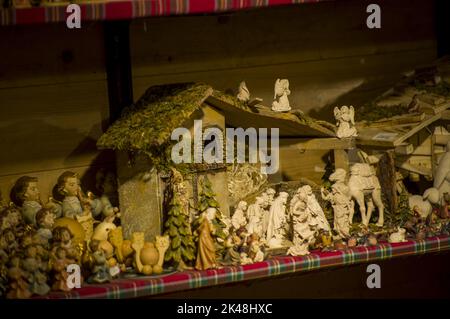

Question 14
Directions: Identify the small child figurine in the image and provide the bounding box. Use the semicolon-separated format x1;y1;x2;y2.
87;240;112;284
35;208;55;244
51;247;76;292
55;171;103;219
10;176;42;225
51;226;78;261
22;245;50;296
6;257;32;299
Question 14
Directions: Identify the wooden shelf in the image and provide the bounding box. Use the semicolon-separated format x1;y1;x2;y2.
35;236;450;299
0;0;333;26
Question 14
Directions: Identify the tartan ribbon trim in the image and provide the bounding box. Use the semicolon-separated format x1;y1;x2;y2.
1;0;332;26
37;235;450;299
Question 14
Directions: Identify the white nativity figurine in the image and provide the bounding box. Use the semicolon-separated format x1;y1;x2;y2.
231;201;248;232
423;141;450;206
388;228;407;243
348;163;384;227
321;169;353;239
287;239;310;256
271;79;291;112
266;192;289;248
288;190;316;253
246;196;265;239
237;81;251;103
301;185;331;232
260;188;276;238
334;105;357;139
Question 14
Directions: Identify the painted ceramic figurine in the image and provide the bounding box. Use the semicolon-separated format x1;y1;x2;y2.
22;245;50;296
10;176;42;225
55;171;103;219
6;257;32;299
51;226;78;261
87;239;112;284
221;235;241;266
237;81;250;103
271;79;291;112
195;208;217;270
266;192;289;248
321;169;353;238
334;105;357;138
348;163;384;227
95;169;120;217
51;247;76;292
35;208;55;244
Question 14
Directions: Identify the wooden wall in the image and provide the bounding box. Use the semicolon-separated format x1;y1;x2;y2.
0;0;439;203
0;22;110;202
130;0;437;120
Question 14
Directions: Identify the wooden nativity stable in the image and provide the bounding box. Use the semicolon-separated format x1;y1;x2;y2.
355;60;450;212
97;82;354;241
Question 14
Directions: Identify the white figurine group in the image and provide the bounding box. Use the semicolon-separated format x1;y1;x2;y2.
237;80;360;141
230;163;385;257
236;79;292;112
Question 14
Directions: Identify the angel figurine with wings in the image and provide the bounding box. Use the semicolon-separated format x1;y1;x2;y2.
334;105;357;138
271;79;291;112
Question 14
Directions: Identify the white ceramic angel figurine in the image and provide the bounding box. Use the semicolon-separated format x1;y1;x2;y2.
237;81;250;103
266;192;289;248
321;169;353;238
231;201;248;232
271;79;291;112
334;105;357;139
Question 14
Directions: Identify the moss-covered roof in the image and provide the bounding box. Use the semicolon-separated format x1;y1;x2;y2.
97;83;213;152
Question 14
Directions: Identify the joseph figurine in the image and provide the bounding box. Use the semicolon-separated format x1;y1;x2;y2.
195;209;217;270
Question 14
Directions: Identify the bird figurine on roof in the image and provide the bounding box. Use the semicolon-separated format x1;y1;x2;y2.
237;81;250;103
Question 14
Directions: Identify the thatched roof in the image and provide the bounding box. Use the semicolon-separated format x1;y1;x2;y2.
97;82;335;153
97;83;214;152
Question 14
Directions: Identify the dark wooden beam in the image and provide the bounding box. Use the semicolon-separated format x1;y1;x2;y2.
436;0;450;57
104;20;134;125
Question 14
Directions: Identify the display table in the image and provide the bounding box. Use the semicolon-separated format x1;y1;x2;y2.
0;0;332;26
37;235;450;299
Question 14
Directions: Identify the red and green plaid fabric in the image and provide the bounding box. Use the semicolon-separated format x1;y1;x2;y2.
1;0;331;26
36;235;450;299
